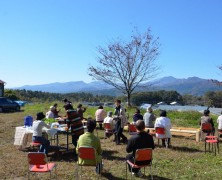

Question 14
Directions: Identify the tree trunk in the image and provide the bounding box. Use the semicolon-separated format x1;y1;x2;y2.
127;92;131;107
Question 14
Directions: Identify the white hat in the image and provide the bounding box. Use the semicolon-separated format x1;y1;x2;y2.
50;106;55;111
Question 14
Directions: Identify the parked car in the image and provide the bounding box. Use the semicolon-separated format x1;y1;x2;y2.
14;100;27;106
0;97;20;112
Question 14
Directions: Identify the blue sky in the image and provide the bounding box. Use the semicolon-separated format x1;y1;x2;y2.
1;0;222;88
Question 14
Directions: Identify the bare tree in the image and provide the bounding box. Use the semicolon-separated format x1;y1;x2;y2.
88;28;160;106
211;65;222;85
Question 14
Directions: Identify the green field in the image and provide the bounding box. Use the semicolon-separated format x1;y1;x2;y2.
0;103;222;180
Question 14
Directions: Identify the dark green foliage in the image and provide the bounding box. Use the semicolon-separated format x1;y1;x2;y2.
130;90;183;106
5;89;115;103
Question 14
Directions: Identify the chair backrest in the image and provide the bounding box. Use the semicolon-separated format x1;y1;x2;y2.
201;123;212;132
155;127;165;135
28;152;47;165
104;123;112;131
128;124;137;133
135;148;152;162
78;146;96;161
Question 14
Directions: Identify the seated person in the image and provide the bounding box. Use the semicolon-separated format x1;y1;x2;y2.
53;103;60;118
76;119;103;174
104;111;115;137
46;106;55;119
32;112;50;154
126;120;155;177
154;110;172;147
200;109;215;135
133;109;143;124
77;104;86;120
95;105;106;130
143;107;156;128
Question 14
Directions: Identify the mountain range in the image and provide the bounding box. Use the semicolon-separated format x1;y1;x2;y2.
12;76;222;96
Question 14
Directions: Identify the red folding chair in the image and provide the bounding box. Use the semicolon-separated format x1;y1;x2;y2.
128;124;137;135
201;123;213;141
104;123;114;142
126;148;153;179
77;146;102;179
27;152;57;180
205;136;219;156
155;127;168;148
30;142;41;151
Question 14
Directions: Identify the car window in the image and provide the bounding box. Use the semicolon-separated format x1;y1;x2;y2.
6;99;12;103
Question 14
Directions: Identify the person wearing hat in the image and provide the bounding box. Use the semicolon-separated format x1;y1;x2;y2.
32;112;51;154
46;106;55;119
104;111;115;138
143;107;156;128
76;118;103;174
63;98;74;111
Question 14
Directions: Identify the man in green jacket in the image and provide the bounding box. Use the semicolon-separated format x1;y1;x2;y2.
76;118;103;174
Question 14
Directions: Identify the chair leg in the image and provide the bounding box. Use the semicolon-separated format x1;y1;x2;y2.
76;164;79;180
214;143;216;156
205;141;206;153
55;166;57;180
165;139;168;148
150;165;153;180
126;162;127;180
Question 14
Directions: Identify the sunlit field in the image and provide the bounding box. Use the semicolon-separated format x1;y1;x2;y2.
1;103;222;180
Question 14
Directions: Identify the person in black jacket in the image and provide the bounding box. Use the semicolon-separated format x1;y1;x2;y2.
126;120;155;177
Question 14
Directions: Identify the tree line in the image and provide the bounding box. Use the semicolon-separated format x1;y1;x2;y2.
5;89;222;108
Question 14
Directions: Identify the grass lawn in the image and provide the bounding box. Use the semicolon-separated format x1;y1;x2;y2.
1;104;222;180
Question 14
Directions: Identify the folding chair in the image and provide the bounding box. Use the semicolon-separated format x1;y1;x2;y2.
126;148;153;180
155;127;168;148
201;123;213;141
30;142;41;151
218;129;222;141
104;123;114;142
76;146;102;179
27;152;57;180
205;136;219;156
128;124;137;135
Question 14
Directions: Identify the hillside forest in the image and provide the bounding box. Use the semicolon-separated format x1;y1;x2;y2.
4;89;222;108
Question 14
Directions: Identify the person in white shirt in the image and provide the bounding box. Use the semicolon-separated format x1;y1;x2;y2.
104;111;115;138
32;112;50;154
104;111;115;129
154;110;172;147
217;112;222;130
46;106;55;119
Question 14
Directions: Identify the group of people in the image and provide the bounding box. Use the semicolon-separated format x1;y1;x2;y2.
32;99;86;155
30;98;222;177
132;106;172;148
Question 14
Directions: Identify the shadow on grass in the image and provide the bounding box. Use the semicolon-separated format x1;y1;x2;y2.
102;171;125;180
150;175;172;180
102;149;126;161
49;149;78;162
169;145;202;152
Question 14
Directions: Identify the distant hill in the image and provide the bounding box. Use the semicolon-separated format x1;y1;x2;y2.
14;81;113;93
149;76;222;96
11;76;222;96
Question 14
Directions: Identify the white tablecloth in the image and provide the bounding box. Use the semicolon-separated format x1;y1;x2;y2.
14;126;58;149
